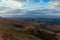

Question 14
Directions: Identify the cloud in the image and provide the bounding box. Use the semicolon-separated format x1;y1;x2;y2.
1;9;60;18
0;0;24;11
0;0;25;16
0;6;12;14
48;0;60;10
15;0;27;2
5;0;24;9
0;7;9;11
0;0;60;18
0;9;26;16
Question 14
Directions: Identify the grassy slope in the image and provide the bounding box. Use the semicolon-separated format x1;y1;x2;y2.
0;22;42;40
0;18;59;40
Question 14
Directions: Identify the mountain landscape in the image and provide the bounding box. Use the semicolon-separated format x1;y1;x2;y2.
0;0;60;40
0;17;60;40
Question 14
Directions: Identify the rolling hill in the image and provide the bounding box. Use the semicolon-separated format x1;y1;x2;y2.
0;17;59;40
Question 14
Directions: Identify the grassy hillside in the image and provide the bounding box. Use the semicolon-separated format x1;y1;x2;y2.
0;18;59;40
0;23;42;40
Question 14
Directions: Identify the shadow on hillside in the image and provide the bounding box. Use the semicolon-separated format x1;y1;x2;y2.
12;24;24;28
27;29;58;40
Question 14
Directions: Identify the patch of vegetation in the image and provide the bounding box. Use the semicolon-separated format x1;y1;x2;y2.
0;23;42;40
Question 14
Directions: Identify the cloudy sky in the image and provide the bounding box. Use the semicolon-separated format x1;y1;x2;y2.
0;0;60;18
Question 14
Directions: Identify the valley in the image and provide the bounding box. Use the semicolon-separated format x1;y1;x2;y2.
0;17;60;40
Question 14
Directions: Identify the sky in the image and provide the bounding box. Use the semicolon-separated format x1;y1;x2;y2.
0;0;60;18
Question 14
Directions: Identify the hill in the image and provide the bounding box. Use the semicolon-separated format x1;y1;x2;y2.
0;17;59;40
0;18;42;40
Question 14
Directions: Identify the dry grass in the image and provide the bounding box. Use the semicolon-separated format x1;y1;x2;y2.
0;18;60;40
0;23;42;40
